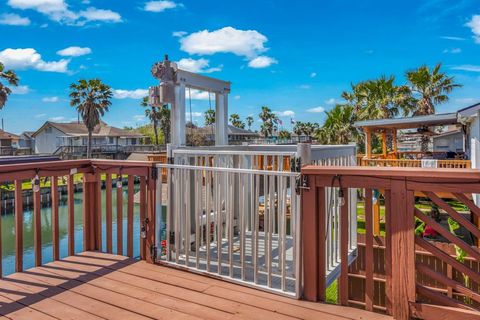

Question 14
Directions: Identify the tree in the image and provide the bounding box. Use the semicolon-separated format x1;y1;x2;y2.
246;116;254;130
141;96;164;145
342;75;414;121
258;106;278;137
229;113;245;129
302;122;319;137
316;105;358;145
406;63;462;151
406;63;461;116
278;130;291;140
158;105;171;144
69;79;112;158
204;109;215;126
0;62;19;109
293;121;305;136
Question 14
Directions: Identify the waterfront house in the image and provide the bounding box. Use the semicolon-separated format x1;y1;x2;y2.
32;120;148;159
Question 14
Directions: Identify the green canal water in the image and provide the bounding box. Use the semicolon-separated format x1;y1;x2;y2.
0;185;142;276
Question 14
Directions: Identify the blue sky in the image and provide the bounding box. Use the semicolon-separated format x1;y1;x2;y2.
1;0;480;134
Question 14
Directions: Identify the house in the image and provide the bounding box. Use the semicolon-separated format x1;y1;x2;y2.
17;131;35;155
187;124;260;145
0;130;19;156
32;121;147;159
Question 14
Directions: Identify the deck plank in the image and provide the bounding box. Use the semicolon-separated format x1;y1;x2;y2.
0;252;394;320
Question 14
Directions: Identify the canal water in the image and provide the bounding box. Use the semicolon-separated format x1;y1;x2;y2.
0;185;142;276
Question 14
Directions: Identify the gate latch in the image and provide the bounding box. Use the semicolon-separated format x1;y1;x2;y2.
295;175;309;194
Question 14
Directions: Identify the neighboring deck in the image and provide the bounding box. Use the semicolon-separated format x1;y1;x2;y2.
0;252;392;320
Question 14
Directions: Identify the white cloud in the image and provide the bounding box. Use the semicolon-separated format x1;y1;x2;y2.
11;85;30;94
441;36;465;41
0;48;70;73
443;48;462;54
144;1;182;12
248;56;277;68
49;116;66;122
189;89;211;100
35;113;47;118
455;98;478;104
172;31;187;37
57;46;92;57
234;95;240;100
177;58;222;73
310;72;317;78
325;98;339;105
466;15;480;43
299;84;311;89
113;89;148;99
307;106;325;113
275;110;295;117
186;111;202;118
78;7;122;24
7;0;122;25
451;64;480;72
133;114;146;121
179;27;269;59
0;13;31;26
42;96;59;102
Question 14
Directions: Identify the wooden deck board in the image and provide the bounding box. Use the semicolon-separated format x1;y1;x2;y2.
0;252;393;320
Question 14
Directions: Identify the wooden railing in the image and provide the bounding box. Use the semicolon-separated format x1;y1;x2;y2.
359;158;471;169
0;159;157;277
301;166;480;320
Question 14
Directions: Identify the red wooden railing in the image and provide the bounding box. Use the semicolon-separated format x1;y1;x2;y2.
0;159;157;278
301;166;480;320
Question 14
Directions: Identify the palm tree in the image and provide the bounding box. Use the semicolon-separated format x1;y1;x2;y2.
0;62;19;109
343;76;413;121
258;106;278;137
406;63;461;116
302;122;319;137
141;96;160;145
204;109;215;126
406;63;462;152
229;113;245;129
278;130;291;140
69;79;112;158
158;105;171;144
316;105;358;145
246;116;254;130
293;121;304;136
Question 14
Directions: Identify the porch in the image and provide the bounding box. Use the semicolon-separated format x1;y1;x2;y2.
0;251;390;320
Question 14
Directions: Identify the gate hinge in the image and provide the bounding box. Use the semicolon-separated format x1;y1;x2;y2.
295;175;309;194
151;167;158;180
150;245;157;261
169;231;175;245
290;157;302;172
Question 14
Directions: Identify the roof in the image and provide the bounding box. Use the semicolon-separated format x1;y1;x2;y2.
0;130;20;140
458;102;480;118
432;129;462;139
353;113;459;130
188;124;260;136
32;121;143;138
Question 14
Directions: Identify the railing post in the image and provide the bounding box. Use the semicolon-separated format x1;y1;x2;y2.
389;178;416;320
83;172;101;252
302;174;326;301
145;166;157;263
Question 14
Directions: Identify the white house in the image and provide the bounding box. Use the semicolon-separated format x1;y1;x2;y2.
32;121;144;155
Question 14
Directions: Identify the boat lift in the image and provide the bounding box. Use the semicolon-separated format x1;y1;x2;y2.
149;55;231;148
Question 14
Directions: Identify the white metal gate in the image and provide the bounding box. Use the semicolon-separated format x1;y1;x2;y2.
155;163;302;297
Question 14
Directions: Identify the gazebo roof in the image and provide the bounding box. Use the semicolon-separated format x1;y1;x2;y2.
353;112;459;130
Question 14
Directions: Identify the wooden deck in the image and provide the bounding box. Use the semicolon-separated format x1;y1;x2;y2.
0;252;392;320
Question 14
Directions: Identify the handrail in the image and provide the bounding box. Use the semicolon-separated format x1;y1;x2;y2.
359;158;471;169
301;165;480;319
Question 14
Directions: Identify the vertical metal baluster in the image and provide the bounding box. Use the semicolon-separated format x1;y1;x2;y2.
254;173;260;284
267;174;274;288
280;175;286;291
216;170;222;275
240;173;246;281
228;172;234;278
206;169;211;272
174;168;180;264
166;166;171;261
293;175;301;297
186;168;191;267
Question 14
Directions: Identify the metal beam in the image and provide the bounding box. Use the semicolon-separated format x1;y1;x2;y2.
177;69;230;94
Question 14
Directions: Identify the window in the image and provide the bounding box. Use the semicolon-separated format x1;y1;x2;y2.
45;127;52;133
109;137;114;144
